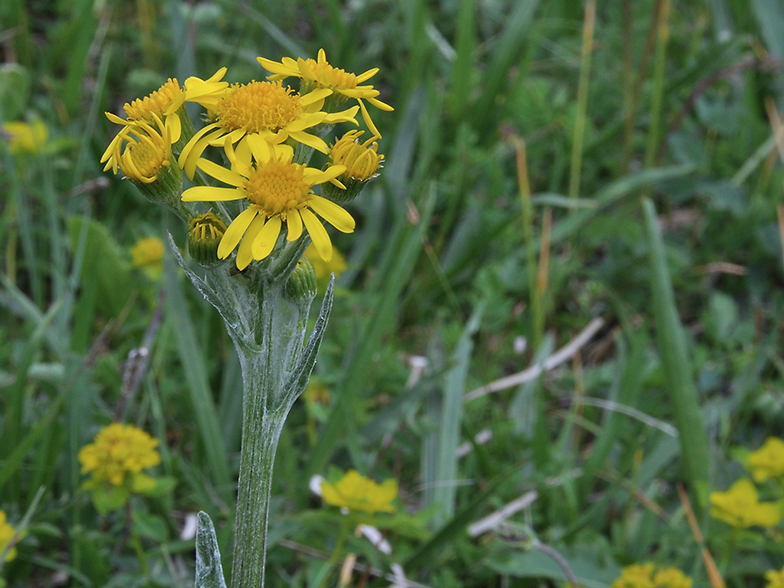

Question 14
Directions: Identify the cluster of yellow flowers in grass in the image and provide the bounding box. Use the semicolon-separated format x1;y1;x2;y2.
609;563;692;588
101;49;390;270
131;236;165;279
321;469;398;515
78;423;165;514
767;566;784;588
0;512;18;563
2;120;47;154
710;437;784;529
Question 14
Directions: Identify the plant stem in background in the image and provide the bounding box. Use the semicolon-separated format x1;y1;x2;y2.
515;138;541;352
568;0;595;202
644;0;670;171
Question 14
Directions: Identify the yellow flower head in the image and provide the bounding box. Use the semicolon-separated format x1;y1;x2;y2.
0;511;18;562
78;423;161;487
748;437;784;483
2;120;48;154
304;242;346;283
609;564;691;588
131;236;165;278
102;114;172;184
101;79;186;170
258;49;394;137
182;141;354;270
766;566;784;588
320;469;398;514
329;130;384;181
179;69;359;180
709;478;782;528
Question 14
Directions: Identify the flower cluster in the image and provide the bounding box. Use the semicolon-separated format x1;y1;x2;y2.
767;566;784;588
79;423;161;490
748;437;784;484
609;563;692;588
101;50;391;270
0;511;18;563
320;469;398;514
2;120;47;154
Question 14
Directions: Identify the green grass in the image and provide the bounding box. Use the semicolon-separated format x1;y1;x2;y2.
2;0;784;586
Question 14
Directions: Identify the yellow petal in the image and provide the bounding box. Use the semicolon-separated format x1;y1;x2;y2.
182;186;243;202
300;208;332;261
358;99;381;138
304;165;346;185
252;215;282;260
218;207;257;259
356;68;379;83
166;112;182;143
286;209;303;241
308;196;355;233
236;214;266;269
367;96;394;111
196;159;246;187
288;130;328;154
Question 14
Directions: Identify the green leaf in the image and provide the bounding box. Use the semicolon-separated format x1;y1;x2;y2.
90;485;130;515
132;512;168;543
195;512;227;588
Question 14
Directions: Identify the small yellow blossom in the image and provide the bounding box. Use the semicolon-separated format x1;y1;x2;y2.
709;478;782;528
748;437;784;483
766;566;784;588
258;49;394;137
321;469;398;514
2;120;47;154
303;382;331;405
179;70;358;179
131;236;165;278
0;511;18;562
79;423;161;488
102;114;173;183
329;130;384;181
304;242;346;283
609;563;691;588
182;141;353;269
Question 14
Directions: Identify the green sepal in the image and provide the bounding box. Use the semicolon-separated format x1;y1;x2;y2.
195;512;227;588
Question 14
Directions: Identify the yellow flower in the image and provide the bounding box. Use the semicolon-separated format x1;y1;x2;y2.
748;437;784;483
709;478;782;528
102;114;172;183
2;120;47;154
303;382;331;405
329;130;384;181
304;242;346;283
0;511;18;562
101;78;187;170
182;141;353;269
766;566;784;588
131;236;165;278
258;49;394;137
78;423;161;488
179;70;359;179
609;564;692;588
320;469;398;514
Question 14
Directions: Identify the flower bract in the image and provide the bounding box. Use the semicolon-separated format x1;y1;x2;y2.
258;48;393;137
182;140;353;269
320;469;398;514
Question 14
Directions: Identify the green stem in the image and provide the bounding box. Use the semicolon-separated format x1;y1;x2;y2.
318;518;351;588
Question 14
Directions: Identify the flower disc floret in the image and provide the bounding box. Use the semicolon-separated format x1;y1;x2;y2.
124;78;185;124
78;423;161;488
216;81;303;133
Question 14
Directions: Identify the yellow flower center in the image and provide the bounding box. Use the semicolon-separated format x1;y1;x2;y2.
215;81;302;133
304;59;358;90
244;158;311;216
124;78;183;122
129;138;169;178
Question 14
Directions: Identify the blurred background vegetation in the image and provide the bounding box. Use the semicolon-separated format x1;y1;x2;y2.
2;0;784;586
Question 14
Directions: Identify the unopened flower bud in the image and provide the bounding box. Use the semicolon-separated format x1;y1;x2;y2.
321;130;384;204
188;212;227;267
285;257;317;304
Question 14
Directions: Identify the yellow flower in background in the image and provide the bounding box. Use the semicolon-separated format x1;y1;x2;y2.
321;469;398;514
0;511;18;562
182;141;353;269
766;566;784;588
131;236;165;278
709;478;782;528
258;48;394;137
304;242;346;283
609;563;691;588
2;120;47;154
179;75;359;179
748;437;784;483
78;423;161;488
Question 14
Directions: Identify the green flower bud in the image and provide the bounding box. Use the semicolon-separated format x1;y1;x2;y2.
285;257;317;303
188;213;227;267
